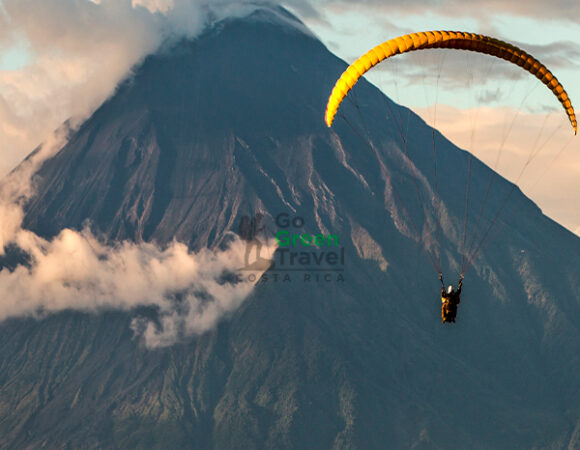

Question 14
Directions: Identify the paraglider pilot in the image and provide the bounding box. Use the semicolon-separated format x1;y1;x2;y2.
439;273;463;323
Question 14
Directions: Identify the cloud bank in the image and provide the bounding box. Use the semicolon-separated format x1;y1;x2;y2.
0;131;275;348
0;223;272;348
315;0;580;22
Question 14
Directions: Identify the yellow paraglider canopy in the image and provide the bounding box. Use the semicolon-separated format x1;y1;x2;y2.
324;30;577;134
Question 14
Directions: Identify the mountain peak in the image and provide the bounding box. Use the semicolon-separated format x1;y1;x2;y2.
204;3;315;39
21;3;333;245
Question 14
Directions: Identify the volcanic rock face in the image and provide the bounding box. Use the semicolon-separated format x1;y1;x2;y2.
1;5;579;449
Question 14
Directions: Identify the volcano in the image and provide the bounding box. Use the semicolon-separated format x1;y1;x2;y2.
1;6;579;449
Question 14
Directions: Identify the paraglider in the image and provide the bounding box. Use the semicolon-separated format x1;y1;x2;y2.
324;30;577;323
325;30;576;133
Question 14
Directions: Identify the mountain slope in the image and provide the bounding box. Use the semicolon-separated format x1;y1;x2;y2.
1;6;579;449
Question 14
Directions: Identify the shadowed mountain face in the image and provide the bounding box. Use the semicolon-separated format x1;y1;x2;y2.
1;6;580;449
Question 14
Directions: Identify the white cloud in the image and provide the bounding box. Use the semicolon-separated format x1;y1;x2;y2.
0;0;165;175
0;133;275;347
0;221;275;347
315;0;580;22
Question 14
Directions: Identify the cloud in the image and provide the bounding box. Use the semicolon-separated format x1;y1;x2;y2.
0;133;275;347
316;0;580;23
0;221;274;347
0;0;164;175
476;88;503;104
0;131;275;348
